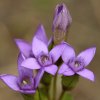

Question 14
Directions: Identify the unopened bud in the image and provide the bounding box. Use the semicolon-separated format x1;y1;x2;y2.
52;3;72;44
53;3;72;32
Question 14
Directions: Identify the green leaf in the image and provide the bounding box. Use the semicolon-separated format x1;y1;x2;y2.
41;72;52;86
38;87;48;100
33;91;40;100
62;92;73;100
62;74;79;91
22;93;37;100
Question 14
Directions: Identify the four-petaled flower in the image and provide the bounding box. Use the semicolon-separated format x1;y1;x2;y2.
15;24;65;76
0;53;36;94
58;43;96;81
15;25;51;59
21;35;65;76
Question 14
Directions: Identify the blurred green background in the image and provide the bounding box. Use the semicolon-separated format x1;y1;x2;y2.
0;0;100;100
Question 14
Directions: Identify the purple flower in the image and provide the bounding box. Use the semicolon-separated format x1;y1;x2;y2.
15;24;51;58
14;24;65;76
0;53;36;94
58;44;96;81
21;36;65;76
52;3;72;32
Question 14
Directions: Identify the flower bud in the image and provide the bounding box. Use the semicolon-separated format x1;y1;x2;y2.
52;3;72;32
52;3;72;44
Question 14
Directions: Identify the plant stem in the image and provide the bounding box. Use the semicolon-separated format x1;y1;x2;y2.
38;88;42;100
53;73;57;100
22;94;34;100
46;86;51;100
58;90;65;100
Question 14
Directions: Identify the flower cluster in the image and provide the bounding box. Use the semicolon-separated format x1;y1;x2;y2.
0;3;96;97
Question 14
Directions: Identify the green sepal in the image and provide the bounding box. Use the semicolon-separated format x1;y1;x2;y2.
33;91;40;100
41;72;52;86
62;92;73;100
22;93;37;100
62;74;79;91
39;86;49;100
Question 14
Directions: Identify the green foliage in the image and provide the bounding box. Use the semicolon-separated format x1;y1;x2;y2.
33;91;40;100
62;92;73;100
62;74;79;91
41;72;52;86
22;88;48;100
39;87;48;100
22;93;36;100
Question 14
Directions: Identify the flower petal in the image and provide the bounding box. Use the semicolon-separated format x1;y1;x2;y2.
63;71;74;76
19;90;36;94
34;25;48;45
32;37;48;57
35;68;45;88
0;74;20;91
15;39;31;57
0;74;36;94
21;58;41;69
50;43;66;63
58;63;68;74
44;65;58;75
18;53;33;78
58;63;74;76
52;3;72;32
62;44;75;63
77;69;94;81
48;36;53;46
77;47;96;66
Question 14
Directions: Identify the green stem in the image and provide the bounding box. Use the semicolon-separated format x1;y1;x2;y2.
38;88;42;100
22;94;34;100
58;90;65;100
53;73;57;100
47;86;51;100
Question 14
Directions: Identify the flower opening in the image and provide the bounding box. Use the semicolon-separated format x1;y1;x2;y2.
18;76;34;90
37;52;52;67
68;58;85;72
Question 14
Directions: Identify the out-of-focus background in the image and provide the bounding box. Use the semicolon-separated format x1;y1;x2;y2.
0;0;100;100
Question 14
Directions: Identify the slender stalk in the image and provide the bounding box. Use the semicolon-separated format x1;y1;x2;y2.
52;25;69;100
22;94;34;100
46;86;51;100
58;90;65;100
38;88;42;100
53;73;57;100
47;91;51;100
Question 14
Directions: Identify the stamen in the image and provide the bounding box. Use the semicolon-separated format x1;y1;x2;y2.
38;53;52;67
74;61;80;68
22;80;28;85
21;77;31;86
41;55;49;64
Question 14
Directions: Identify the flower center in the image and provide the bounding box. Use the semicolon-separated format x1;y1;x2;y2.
38;53;52;67
74;61;81;68
40;55;49;64
68;58;84;72
21;78;31;86
18;76;34;90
